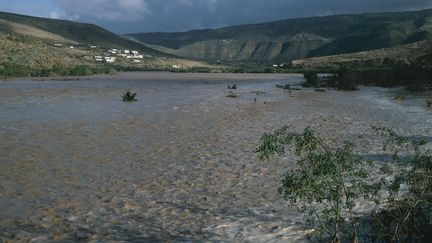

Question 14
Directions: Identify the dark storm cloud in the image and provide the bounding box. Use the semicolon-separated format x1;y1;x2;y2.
55;0;432;33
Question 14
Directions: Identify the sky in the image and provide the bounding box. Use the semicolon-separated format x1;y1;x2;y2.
1;0;432;34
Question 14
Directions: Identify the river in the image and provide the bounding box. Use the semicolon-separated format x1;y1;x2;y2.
1;72;431;242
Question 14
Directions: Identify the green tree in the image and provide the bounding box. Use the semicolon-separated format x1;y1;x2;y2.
257;126;384;242
257;126;432;242
372;127;432;242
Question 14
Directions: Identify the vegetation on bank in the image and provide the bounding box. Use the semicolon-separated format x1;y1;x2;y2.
257;126;432;242
0;63;116;78
297;64;432;91
1;59;431;93
302;71;359;91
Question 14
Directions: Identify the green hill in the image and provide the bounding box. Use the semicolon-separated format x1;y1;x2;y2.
127;8;432;63
0;11;163;55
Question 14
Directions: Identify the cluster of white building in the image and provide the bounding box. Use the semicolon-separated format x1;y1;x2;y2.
272;63;287;68
53;43;75;49
92;49;148;63
53;43;150;64
118;50;144;59
98;49;148;63
94;56;116;63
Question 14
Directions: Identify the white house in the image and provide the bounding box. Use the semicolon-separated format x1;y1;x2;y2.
54;43;63;47
131;50;139;56
124;50;130;54
95;56;103;62
105;56;116;63
133;59;141;63
134;55;144;59
172;64;180;69
69;46;74;49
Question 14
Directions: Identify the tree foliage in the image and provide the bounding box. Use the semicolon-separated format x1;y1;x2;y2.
257;126;432;242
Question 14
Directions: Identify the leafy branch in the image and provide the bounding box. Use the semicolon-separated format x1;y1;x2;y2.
257;126;432;242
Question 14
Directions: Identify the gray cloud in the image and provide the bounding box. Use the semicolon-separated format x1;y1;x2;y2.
55;0;432;33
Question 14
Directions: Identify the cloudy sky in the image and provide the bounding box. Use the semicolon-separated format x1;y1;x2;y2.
1;0;432;33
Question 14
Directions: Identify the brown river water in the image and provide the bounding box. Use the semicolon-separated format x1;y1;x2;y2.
1;72;431;242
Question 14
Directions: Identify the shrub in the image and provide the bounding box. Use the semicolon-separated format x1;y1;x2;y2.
336;79;359;91
276;84;291;90
393;94;405;100
371;127;432;242
303;72;319;87
228;84;238;90
122;91;137;102
226;91;238;98
257;127;383;242
257;126;432;242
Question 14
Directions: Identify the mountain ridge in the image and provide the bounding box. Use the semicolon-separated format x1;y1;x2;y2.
127;8;432;63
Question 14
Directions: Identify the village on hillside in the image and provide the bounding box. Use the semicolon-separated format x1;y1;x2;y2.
51;43;168;66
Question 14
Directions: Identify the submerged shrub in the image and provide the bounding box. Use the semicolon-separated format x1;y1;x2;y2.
226;91;238;98
336;79;359;91
228;84;238;90
276;84;292;90
122;91;137;102
393;94;405;100
303;72;319;87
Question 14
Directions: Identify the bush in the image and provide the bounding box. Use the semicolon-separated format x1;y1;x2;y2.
122;91;137;102
257;127;382;242
257;126;432;242
228;84;238;90
226;91;238;98
276;84;292;90
371;127;432;242
303;72;319;87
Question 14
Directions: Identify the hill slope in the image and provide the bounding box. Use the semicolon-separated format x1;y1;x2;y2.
0;11;163;55
127;8;432;63
292;40;432;68
0;12;218;77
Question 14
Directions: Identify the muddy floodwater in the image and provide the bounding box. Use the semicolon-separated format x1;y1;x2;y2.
1;72;431;242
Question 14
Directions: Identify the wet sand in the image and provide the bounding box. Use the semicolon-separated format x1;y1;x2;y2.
0;72;431;242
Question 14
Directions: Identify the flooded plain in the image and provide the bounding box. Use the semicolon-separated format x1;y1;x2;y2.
1;72;431;242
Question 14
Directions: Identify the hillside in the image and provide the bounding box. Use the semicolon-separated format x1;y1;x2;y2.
0;11;163;56
291;40;432;68
127;8;432;63
0;12;219;77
